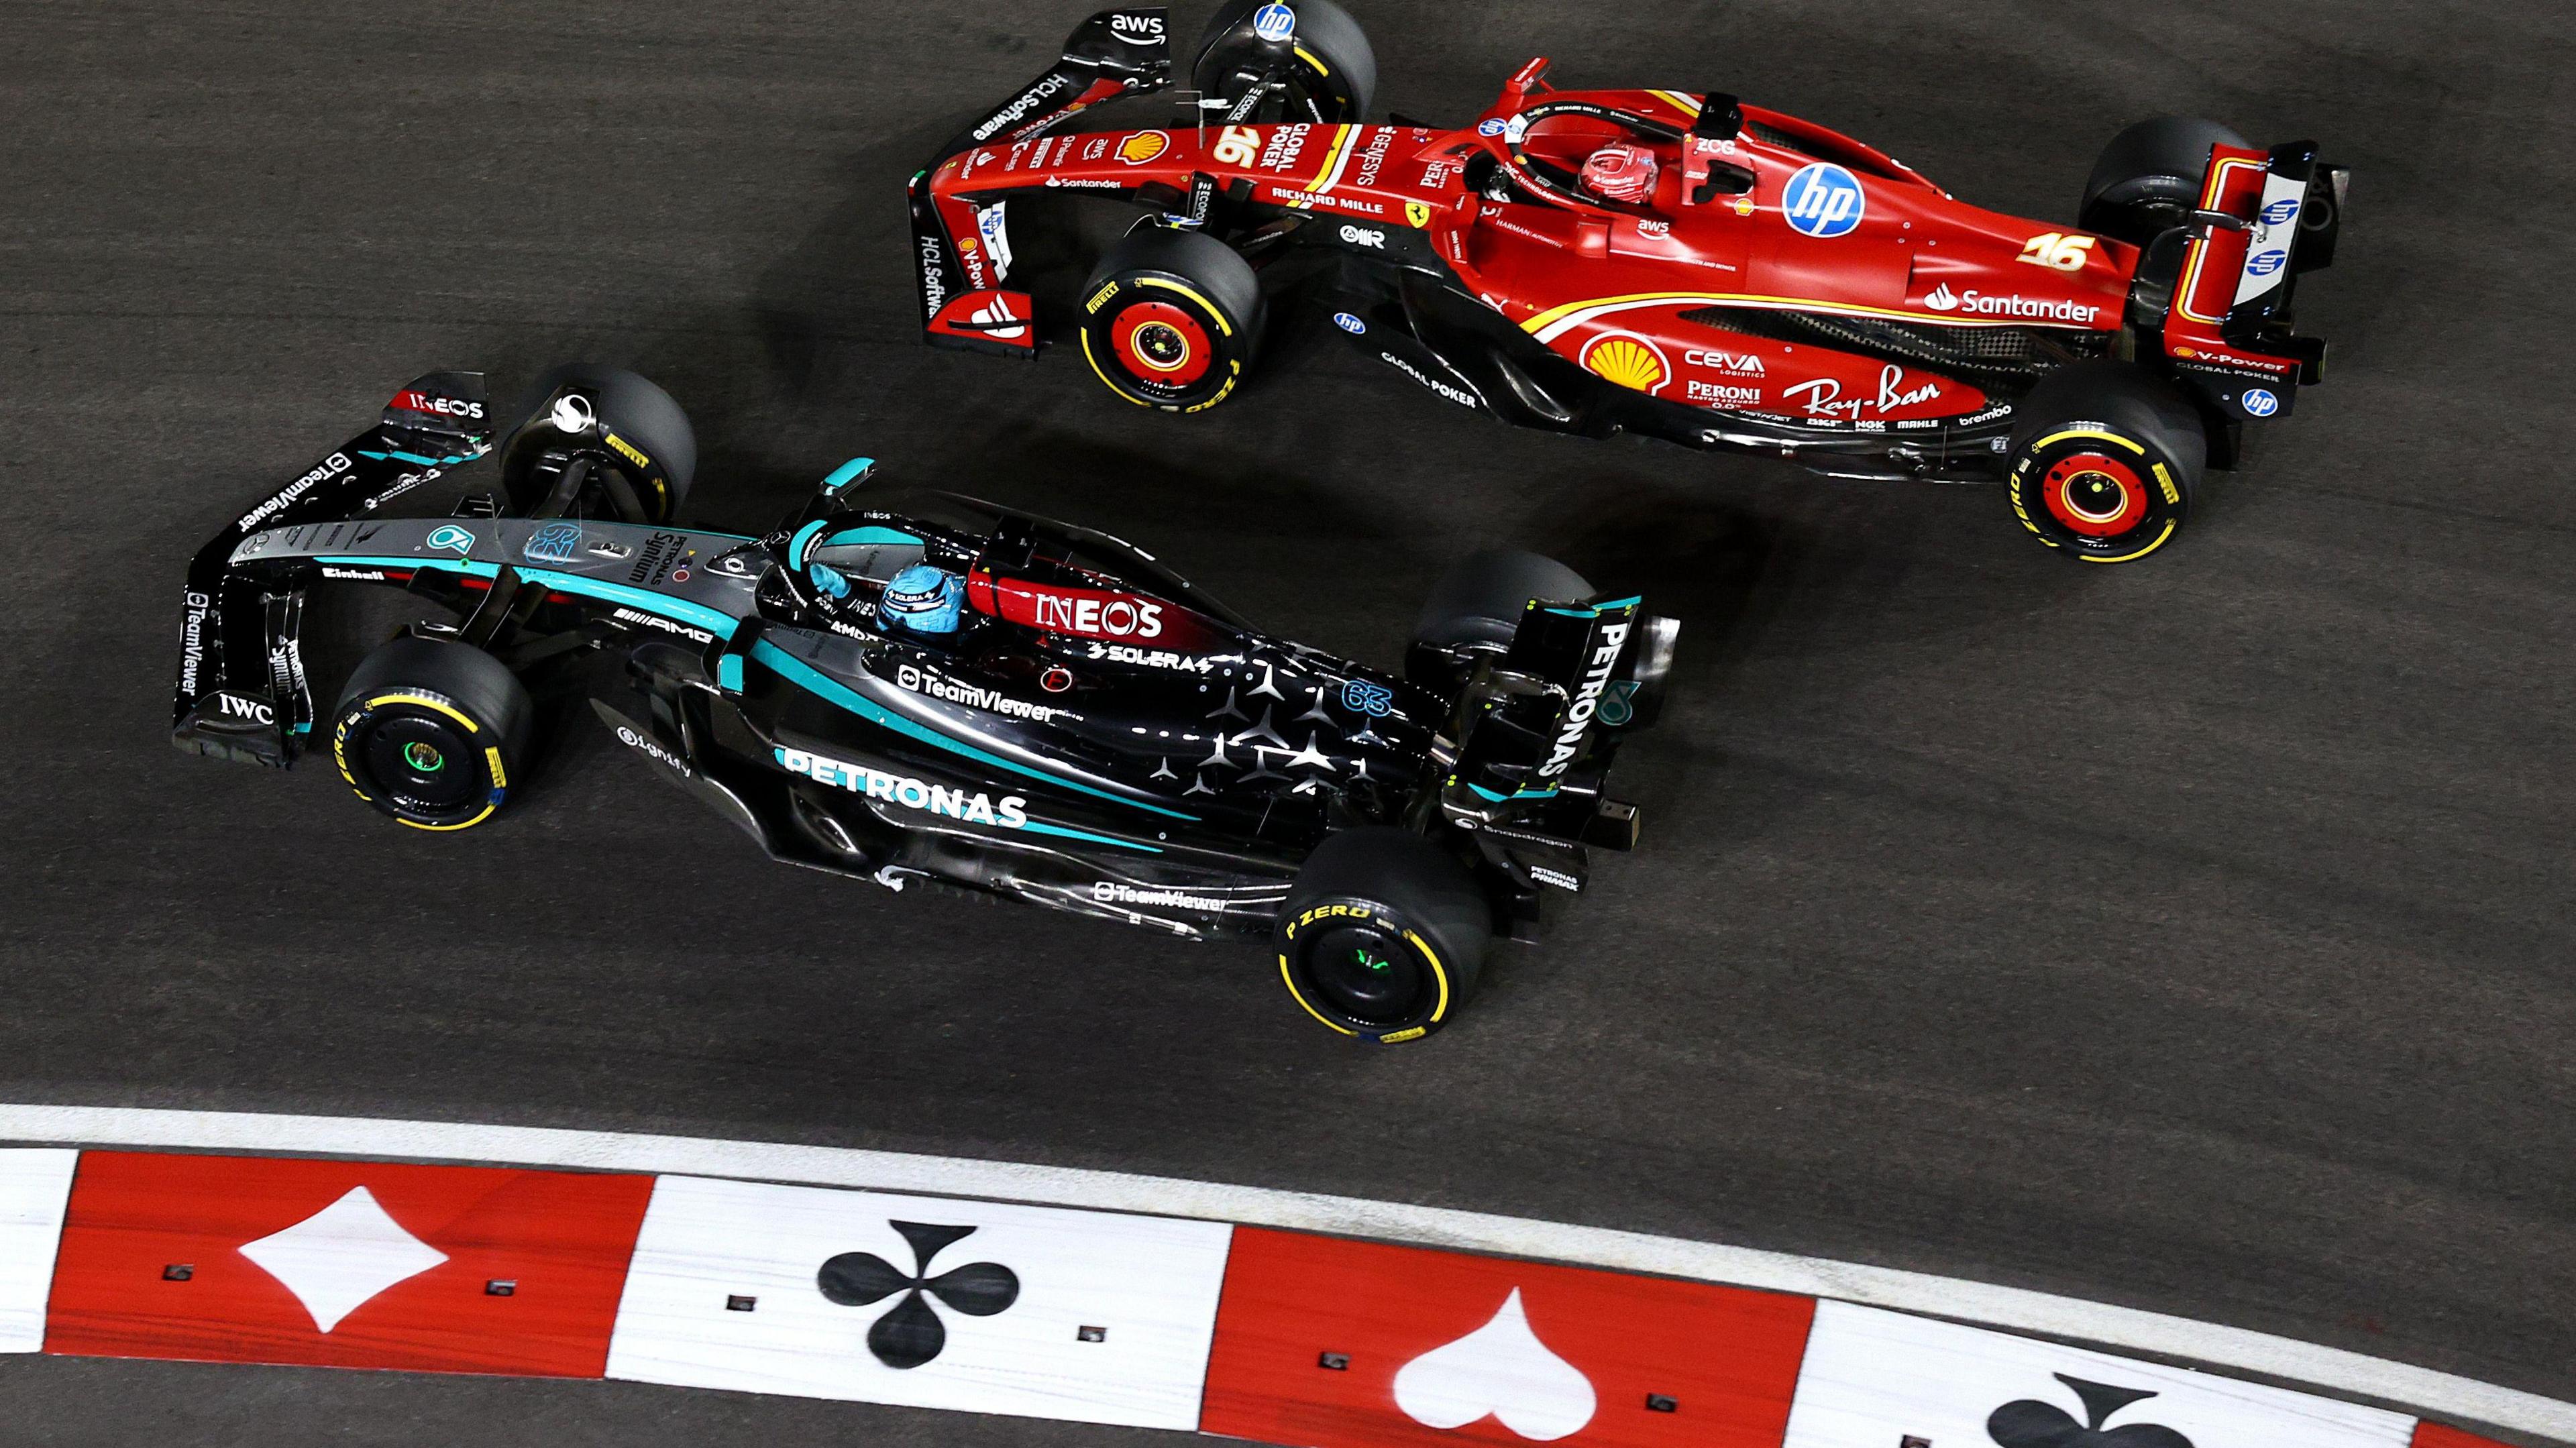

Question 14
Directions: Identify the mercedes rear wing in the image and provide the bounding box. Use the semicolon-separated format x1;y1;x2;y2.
1428;592;1679;867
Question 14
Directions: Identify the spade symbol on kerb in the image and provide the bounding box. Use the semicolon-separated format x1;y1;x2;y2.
1988;1374;2196;1448
818;1221;1020;1369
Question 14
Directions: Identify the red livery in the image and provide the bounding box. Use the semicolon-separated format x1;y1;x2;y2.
909;3;2347;562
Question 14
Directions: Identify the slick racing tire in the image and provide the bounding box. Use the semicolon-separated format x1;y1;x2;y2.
1405;549;1595;689
331;635;535;832
2079;116;2249;247
1276;828;1490;1044
1192;0;1375;125
1079;228;1267;413
497;364;698;524
2005;360;2206;564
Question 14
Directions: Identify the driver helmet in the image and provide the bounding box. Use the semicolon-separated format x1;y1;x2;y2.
1580;141;1659;205
880;562;965;635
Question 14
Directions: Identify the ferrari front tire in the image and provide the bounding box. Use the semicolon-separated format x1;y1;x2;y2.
1276;828;1490;1045
331;635;535;831
2005;361;2206;564
1079;228;1265;413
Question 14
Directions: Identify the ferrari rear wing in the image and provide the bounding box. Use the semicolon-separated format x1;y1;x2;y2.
2163;140;2347;419
172;373;495;766
908;9;1173;347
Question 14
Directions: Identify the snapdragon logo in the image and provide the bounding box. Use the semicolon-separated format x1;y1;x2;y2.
776;746;1030;830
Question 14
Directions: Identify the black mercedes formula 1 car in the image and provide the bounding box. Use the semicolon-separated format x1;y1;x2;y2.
172;367;1677;1042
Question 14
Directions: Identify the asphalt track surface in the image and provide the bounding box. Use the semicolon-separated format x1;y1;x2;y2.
3;1;2571;1443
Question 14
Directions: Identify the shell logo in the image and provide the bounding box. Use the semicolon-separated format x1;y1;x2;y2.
1117;131;1171;166
1579;333;1670;395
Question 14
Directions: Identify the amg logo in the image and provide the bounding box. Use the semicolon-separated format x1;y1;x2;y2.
612;606;714;645
1538;620;1631;779
896;663;1070;722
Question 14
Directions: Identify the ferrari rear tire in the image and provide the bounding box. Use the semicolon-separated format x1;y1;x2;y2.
331;635;535;832
2079;116;2249;247
1192;0;1375;124
1277;828;1490;1044
498;364;698;523
1079;228;1266;413
1406;549;1595;689
2005;361;2205;564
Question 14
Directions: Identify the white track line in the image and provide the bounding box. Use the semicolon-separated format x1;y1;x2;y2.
0;1103;2561;1443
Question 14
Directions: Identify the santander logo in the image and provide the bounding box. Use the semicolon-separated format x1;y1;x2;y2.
1922;283;1960;312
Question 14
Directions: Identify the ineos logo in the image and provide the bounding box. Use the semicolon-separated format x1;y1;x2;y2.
549;394;595;433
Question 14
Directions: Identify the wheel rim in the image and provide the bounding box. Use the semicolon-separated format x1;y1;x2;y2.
360;714;483;818
1109;300;1214;387
2043;451;2149;537
1303;921;1428;1026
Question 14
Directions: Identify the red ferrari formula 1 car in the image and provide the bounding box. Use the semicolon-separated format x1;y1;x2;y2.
908;3;2347;562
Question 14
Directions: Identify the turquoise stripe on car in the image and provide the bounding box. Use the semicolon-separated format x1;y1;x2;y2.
747;639;1196;822
512;567;741;638
820;526;922;549
788;520;827;568
315;556;740;640
820;456;876;492
317;555;502;580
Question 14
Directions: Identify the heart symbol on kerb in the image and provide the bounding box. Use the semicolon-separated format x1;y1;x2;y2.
1392;1288;1597;1440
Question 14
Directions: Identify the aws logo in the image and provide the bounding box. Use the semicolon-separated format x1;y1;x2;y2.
1578;332;1670;396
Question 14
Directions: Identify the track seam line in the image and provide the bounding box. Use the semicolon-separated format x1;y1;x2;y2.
0;1103;2561;1443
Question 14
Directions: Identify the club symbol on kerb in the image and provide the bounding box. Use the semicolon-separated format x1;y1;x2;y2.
817;1221;1020;1369
1988;1374;2196;1448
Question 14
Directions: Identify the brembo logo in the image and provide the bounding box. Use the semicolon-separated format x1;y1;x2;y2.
1539;620;1631;779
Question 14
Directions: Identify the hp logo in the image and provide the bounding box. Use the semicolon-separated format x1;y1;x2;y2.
1781;162;1866;238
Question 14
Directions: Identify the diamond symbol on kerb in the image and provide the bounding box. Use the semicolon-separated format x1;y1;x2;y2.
237;1186;449;1333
